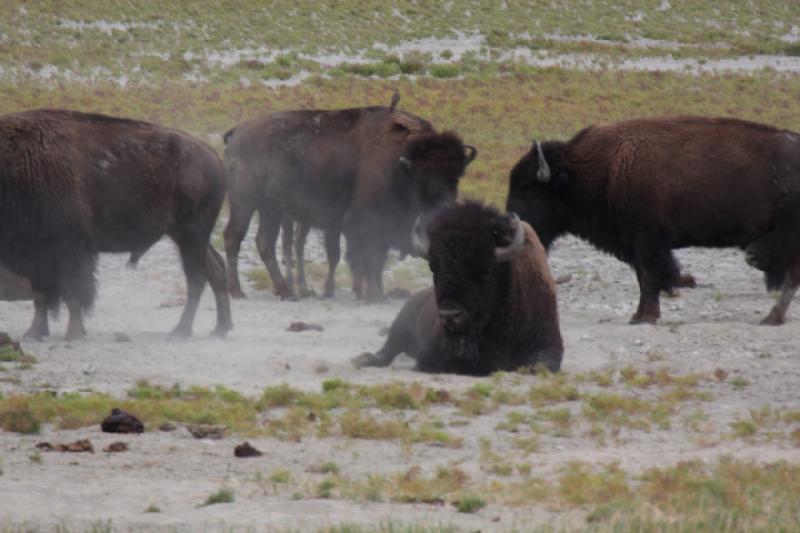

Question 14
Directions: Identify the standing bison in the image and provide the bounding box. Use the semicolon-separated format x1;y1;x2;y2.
223;97;476;302
0;109;232;340
352;202;563;375
506;116;800;325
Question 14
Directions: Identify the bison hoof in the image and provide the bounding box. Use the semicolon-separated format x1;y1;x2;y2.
629;314;658;325
210;325;231;338
760;313;785;326
280;294;299;302
23;329;46;341
230;288;247;299
168;327;192;340
351;353;383;369
678;273;697;288
64;330;87;342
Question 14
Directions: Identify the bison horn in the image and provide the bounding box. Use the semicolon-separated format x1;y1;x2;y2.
495;213;525;262
464;145;478;165
411;215;430;259
398;156;412;172
535;141;551;182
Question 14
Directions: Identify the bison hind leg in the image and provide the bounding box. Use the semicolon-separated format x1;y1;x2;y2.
761;261;800;325
631;242;681;324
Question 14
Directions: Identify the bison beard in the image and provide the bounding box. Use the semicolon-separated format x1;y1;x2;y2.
419;330;482;373
353;202;563;376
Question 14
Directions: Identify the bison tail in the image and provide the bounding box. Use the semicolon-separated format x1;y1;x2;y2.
223;127;236;145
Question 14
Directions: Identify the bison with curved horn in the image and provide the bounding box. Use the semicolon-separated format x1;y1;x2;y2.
506;116;800;325
223;92;476;302
352;202;563;375
0;109;232;340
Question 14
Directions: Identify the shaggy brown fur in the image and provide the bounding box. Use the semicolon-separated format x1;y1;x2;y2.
507;116;800;325
223;102;475;302
0;264;33;301
0;109;232;340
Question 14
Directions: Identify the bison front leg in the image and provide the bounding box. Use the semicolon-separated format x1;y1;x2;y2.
23;294;50;340
223;200;256;299
64;300;87;341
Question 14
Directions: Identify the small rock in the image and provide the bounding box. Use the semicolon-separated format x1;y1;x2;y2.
287;322;323;332
101;408;144;434
234;441;263;458
187;424;227;439
103;442;129;453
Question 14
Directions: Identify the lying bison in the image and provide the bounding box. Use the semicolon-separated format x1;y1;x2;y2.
223;95;476;302
352;202;563;375
506;116;800;325
0;109;232;340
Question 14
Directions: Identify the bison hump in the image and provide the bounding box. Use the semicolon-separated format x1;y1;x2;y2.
390;113;427;134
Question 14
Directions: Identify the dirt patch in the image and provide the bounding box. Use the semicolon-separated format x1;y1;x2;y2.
0;234;798;530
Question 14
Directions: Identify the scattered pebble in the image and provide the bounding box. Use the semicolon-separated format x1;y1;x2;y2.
103;442;129;453
187;424;227;439
36;439;94;453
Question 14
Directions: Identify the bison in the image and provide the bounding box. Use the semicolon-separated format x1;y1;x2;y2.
222;95;476;302
0;109;232;340
506;115;800;325
352;202;563;375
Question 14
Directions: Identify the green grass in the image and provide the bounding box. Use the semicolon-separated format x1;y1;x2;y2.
1;69;799;207
201;486;235;506
2;1;799;85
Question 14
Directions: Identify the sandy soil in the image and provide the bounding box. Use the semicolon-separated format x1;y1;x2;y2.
1;229;798;531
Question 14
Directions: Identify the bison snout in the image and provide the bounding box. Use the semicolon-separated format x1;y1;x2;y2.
439;307;468;331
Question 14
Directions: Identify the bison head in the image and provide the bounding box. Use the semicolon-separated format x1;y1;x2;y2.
506;141;571;250
399;131;476;208
393;131;477;255
413;202;524;364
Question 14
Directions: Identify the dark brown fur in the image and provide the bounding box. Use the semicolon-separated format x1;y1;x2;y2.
223;104;474;302
0;264;33;301
0;109;232;340
506;116;800;325
353;202;563;375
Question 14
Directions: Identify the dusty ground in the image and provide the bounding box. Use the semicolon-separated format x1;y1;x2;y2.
0;228;798;531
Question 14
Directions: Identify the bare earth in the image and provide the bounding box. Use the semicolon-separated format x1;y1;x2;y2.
1;229;798;531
